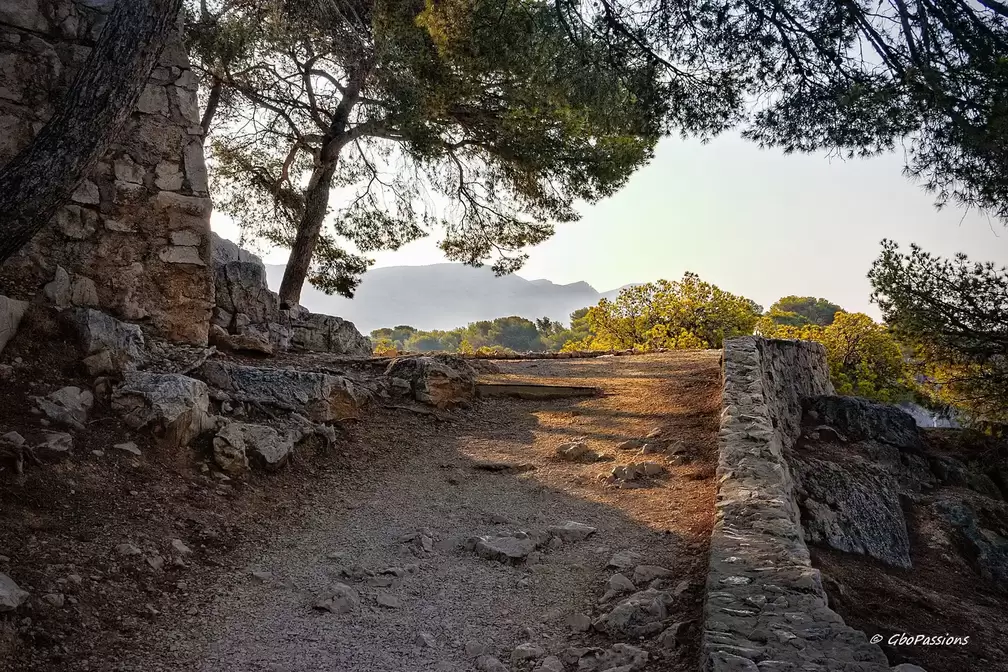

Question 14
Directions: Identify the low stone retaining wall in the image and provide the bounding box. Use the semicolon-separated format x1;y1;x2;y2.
704;337;890;671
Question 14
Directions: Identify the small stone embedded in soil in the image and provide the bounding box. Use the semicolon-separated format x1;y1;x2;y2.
632;564;673;584
117;542;141;557
555;439;596;462
476;655;508;672
466;641;491;658
512;643;546;663
42;593;65;608
538;656;565;672
548;521;597;543
472;533;538;564
114;441;142;456
376;593;401;609
313;583;359;614
416;631;436;648
566;612;592;632
146;554;165;571
250;570;273;583
607;551;639;569
171;539;192;556
0;573;30;612
616;438;644;451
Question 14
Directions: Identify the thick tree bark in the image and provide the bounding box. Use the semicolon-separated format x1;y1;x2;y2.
0;0;183;264
200;76;223;136
278;158;340;308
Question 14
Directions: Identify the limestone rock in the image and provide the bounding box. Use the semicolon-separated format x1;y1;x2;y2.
549;521;596;543
512;643;545;663
0;572;29;611
472;533;539;564
314;583;360;614
112;372;212;448
476;656;508;672
804;395;920;451
35;431;73;460
616;439;644;451
792;454;911;569
199;361;363;423
607;551;639;570
208;324;273;356
575;643;648;672
67;308;145;372
0;295;29;355
555;439;599;462
632;565;673;584
114;441;142;456
566;612;592;632
290;309;372;357
385;355;476;408
594;589;672;638
34;386;94;430
213;421;302;473
538;656;565;672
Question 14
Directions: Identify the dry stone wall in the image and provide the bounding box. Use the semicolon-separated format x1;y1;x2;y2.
706;337;890;671
0;0;212;345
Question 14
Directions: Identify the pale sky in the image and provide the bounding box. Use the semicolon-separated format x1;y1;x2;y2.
212;132;1008;319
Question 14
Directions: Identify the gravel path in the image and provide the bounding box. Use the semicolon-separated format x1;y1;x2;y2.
161;352;722;672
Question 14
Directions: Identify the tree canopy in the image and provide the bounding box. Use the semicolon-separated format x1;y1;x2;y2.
563;273;761;351
869;239;1008;421
556;0;1008;221
189;0;665;305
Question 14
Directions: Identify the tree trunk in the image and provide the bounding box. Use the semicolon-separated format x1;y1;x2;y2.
200;76;223;136
0;0;183;264
278;158;340;308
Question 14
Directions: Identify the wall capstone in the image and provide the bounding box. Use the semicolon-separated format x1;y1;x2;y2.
705;337;890;671
0;0;212;345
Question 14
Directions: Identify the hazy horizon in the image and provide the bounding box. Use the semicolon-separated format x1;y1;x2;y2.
212;132;1008;321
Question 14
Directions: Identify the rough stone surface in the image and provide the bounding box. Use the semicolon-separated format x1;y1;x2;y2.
804;395;921;451
199;361;364;422
706;337;888;671
111;372;212;448
0;3;213;344
791;454;912;569
213;421;304;473
210;233;371;356
0;295;29;354
67;307;145;372
385;355;476;408
34;385;94;430
0;572;29;612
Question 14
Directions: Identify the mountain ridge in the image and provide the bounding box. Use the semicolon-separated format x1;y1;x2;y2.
263;262;635;334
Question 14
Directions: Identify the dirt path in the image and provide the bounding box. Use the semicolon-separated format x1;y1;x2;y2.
140;352;721;672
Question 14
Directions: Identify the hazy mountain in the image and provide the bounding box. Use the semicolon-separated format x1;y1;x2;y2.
264;263;634;334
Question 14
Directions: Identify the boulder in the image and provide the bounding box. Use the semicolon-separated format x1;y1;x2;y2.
112;372;212;448
0;295;29;355
199;361;363;422
593;589;673;638
385;355;476;408
213;421;302;473
0;572;29;612
804;396;921;451
34;386;94;430
67;308;145;372
792;454;911;569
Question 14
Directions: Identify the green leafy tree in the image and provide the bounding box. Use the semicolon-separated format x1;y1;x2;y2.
565;273;760;351
869;240;1008;421
190;0;664;306
770;296;842;327
556;0;1008;222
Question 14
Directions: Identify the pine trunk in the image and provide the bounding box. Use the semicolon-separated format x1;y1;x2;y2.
278;158;340;308
0;0;183;263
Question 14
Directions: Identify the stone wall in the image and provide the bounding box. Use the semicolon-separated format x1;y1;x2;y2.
0;0;212;345
705;337;890;671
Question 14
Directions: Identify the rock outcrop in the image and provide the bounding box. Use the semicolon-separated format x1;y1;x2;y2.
199;360;364;422
385;354;476;408
0;0;213;345
112;372;213;448
210;233;371;357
